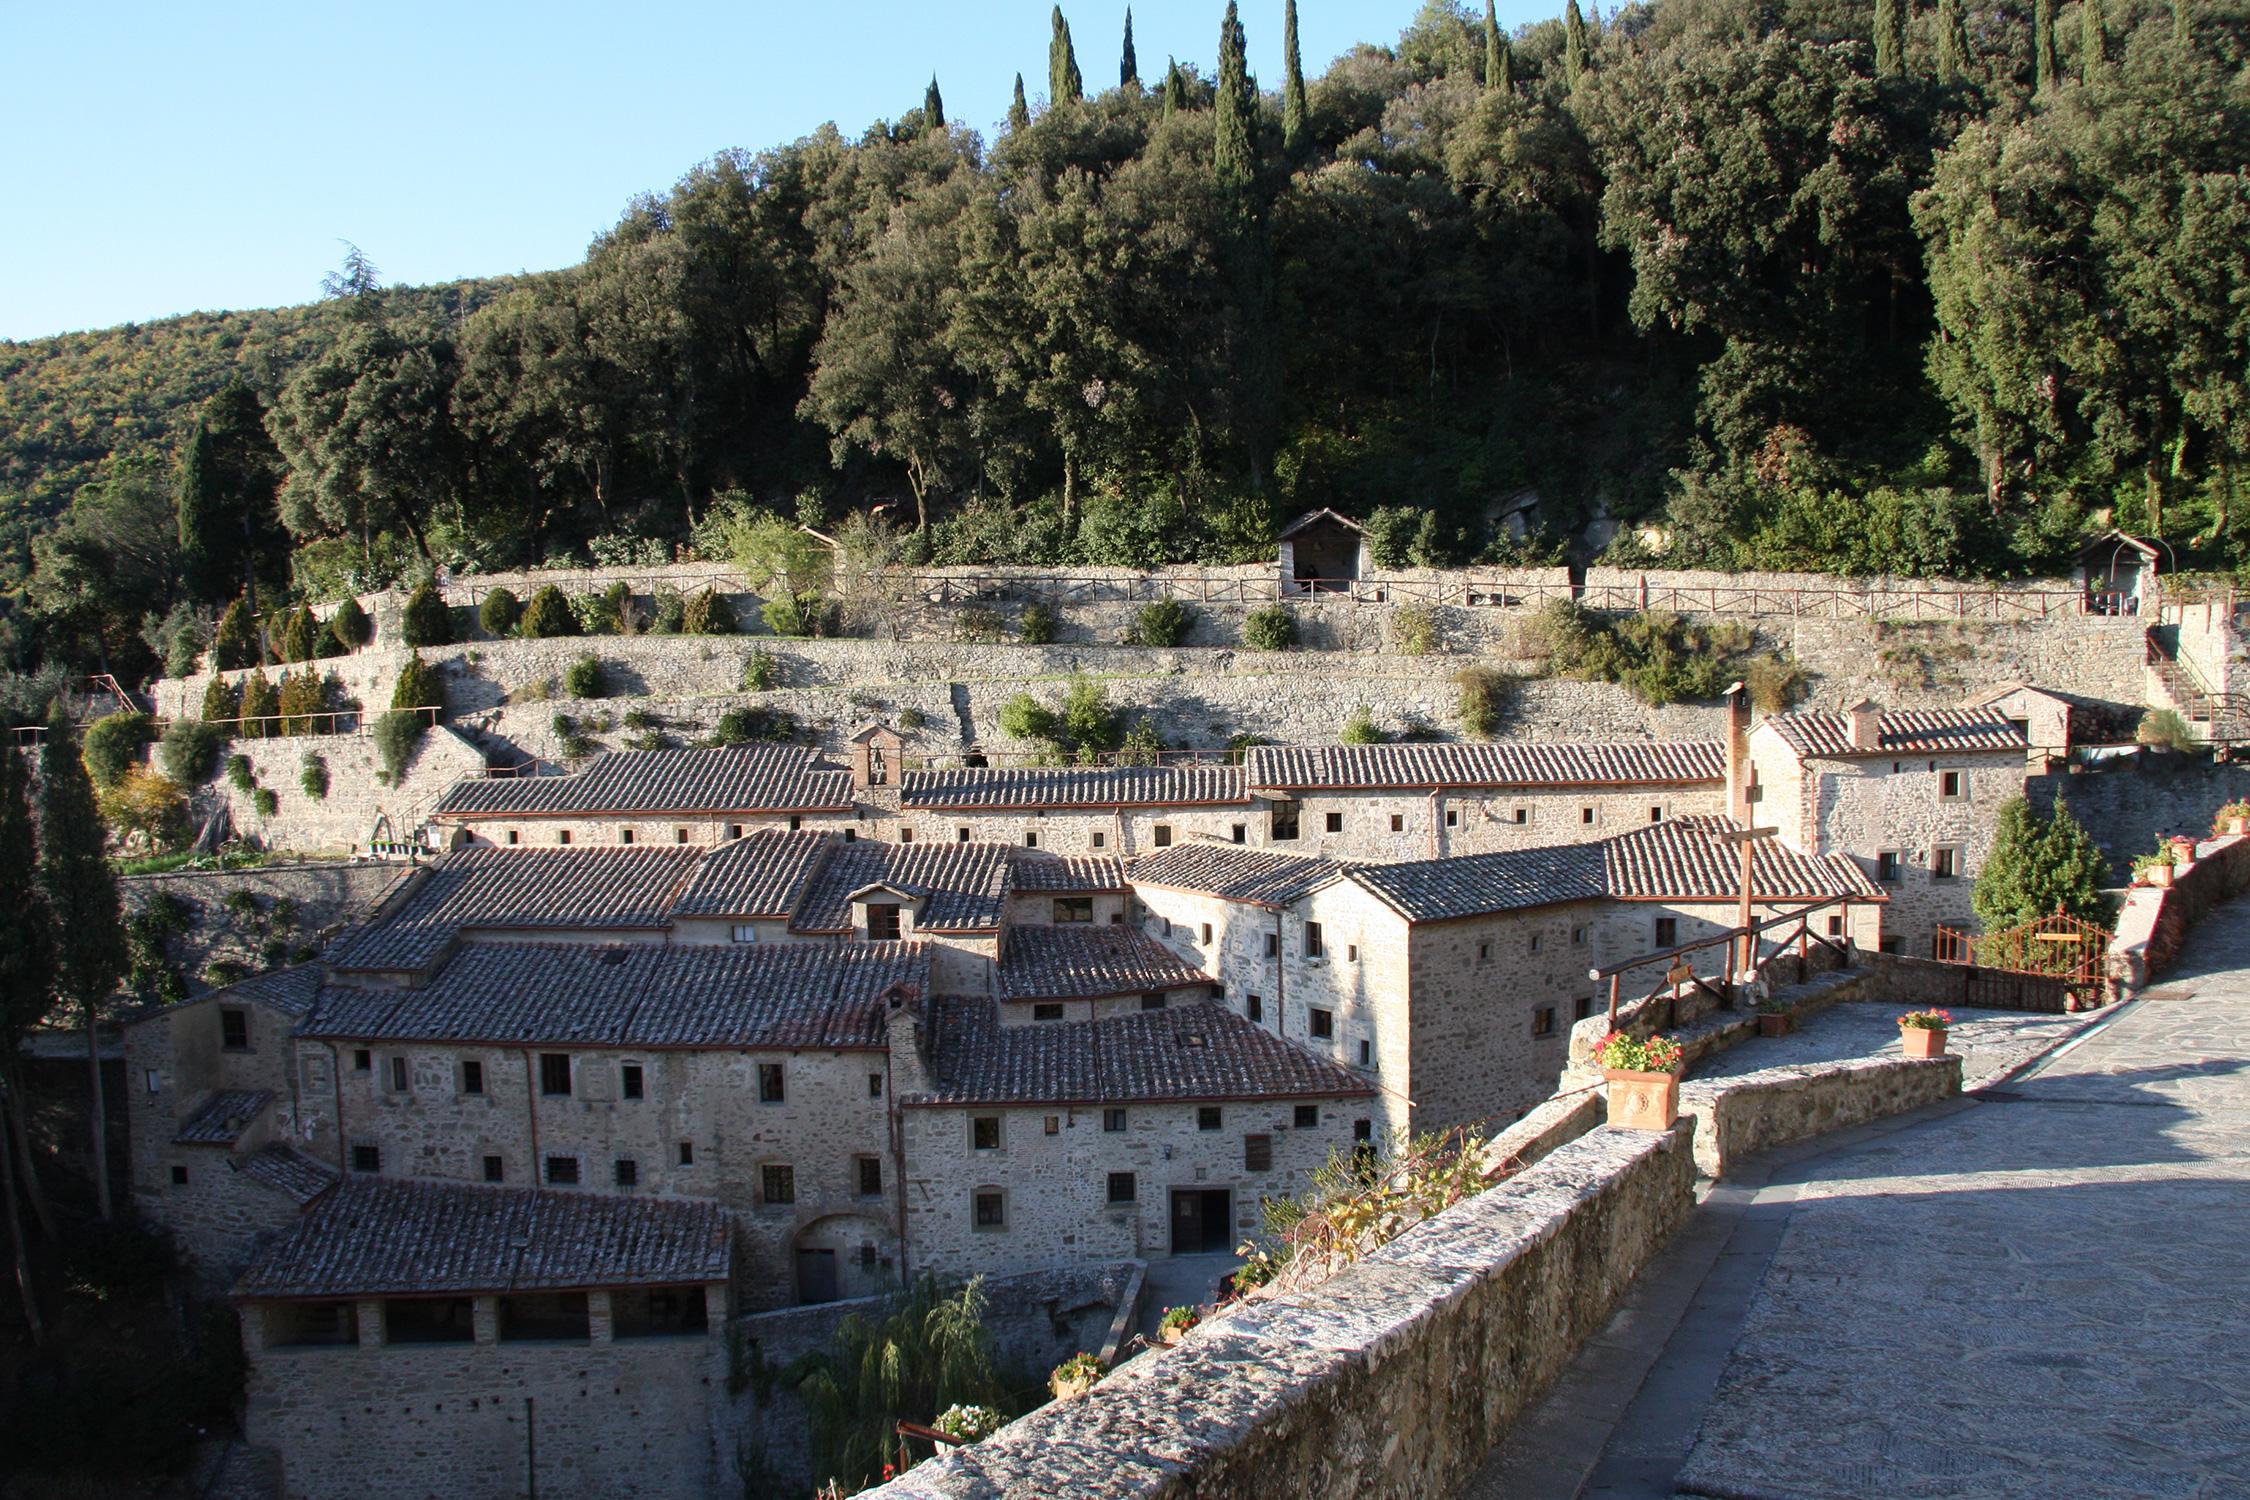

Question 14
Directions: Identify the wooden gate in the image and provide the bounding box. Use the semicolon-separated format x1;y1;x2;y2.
1931;907;2113;1012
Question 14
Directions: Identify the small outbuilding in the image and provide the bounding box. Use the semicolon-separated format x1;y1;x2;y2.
2073;532;2165;616
1278;508;1372;594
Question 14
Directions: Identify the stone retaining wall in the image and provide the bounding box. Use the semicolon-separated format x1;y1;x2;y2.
868;1123;1697;1500
122;860;409;984
2037;754;2250;879
1679;1055;1964;1178
2110;833;2250;991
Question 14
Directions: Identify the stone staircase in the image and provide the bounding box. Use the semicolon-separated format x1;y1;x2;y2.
2145;624;2250;742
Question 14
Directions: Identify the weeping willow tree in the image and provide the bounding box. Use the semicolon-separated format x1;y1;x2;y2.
788;1274;1011;1493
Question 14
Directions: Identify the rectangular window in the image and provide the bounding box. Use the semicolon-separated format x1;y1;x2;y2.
539;1053;571;1097
760;1163;795;1205
1477;941;1491;963
1940;770;1966;801
866;903;902;940
1581;807;1596;825
898;827;913;843
678;1141;695;1166
1575;994;1595;1021
1532;1006;1557;1038
1197;1105;1222;1131
958;827;971;842
621;1063;643;1100
1528;934;1541;953
144;1068;159;1094
1572;925;1588;946
1445;808;1460;828
1054;896;1093;924
461;1059;484;1096
619;828;635;845
1231;823;1246;844
1880;936;1902;955
727;824;744;840
351;1144;380;1173
1358;1039;1372;1067
1153;825;1173;847
1325;811;1344;833
220;1008;248;1051
545;1155;579;1186
1933;845;1962;880
1032;1002;1064;1022
1043;1114;1060;1135
676;827;690;844
1104;1107;1127;1132
1092;831;1106;849
972;1116;1001;1151
1201;922;1214;943
974;1190;1005;1228
791;815;805;831
758;1063;785;1103
1827;915;1845;937
1310;1007;1334;1038
614;1158;638;1188
483;1154;504;1183
843;828;858;842
171;1164;188;1186
353;1048;371;1072
1140;993;1167;1011
1107;1171;1137;1204
1023;831;1038;849
731;924;759;943
1295;1103;1320;1128
558;830;571;845
1655;917;1679;948
505;829;520;845
1264;933;1279;958
1650;805;1664;823
858;1156;884;1197
1511;807;1527;825
1271;802;1299;840
388;1056;409;1093
1346;943;1358;962
869;1072;884;1098
1246;993;1264;1023
1876;850;1901;884
1245;1134;1273;1172
1305;922;1324;959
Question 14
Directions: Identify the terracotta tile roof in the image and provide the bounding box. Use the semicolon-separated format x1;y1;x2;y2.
793;841;1014;934
1247;741;1726;791
1278;506;1367;539
433;744;852;818
1125;844;1345;907
1765;708;2028;759
1350;845;1607;923
302;940;923;1050
329;846;706;973
667;830;833;919
913;999;1374;1107
235;1143;339;1205
1008;854;1128;892
997;926;1214;1003
898;765;1249;810
173;1089;273;1146
1602;817;1882;902
136;964;322;1021
234;1178;732;1299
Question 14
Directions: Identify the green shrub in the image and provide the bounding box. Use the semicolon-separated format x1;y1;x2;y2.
237;670;279;738
277;603;320;663
1389;604;1439;657
373;710;425;780
328;595;372;649
390;653;445;716
602;580;634;632
563;654;608;699
275;670;325;735
706;706;798;746
158;719;222;784
82;711;155;788
252;787;279;818
898;706;928;732
225;753;255;794
1534;602;1776;707
551;712;598;758
757;590;826;637
1341;706;1385;745
1457;668;1512;740
519;584;579;638
401;581;453;646
211;598;258;670
955;605;1006;643
300;752;330;799
477;587;522;637
1242;604;1297;651
199;674;239;724
2138;708;2199;752
623;707;659;731
1126;599;1193;647
648;586;687;634
999;692;1062;745
742;649;780;691
1017;601;1058;645
1744;653;1809;714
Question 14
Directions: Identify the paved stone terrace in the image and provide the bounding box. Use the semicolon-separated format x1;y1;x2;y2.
1467;900;2250;1499
1695;998;2088;1092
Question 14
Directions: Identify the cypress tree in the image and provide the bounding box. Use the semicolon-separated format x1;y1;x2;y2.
1875;0;1906;76
924;75;945;131
1564;0;1589;89
1009;73;1031;133
0;735;59;1274
1050;6;1084;106
1936;0;1971;82
238;669;279;738
2035;0;2059;93
211;597;257;671
2175;0;2193;52
175;422;229;606
1121;7;1139;88
1214;2;1254;190
1282;0;1309;153
38;714;125;1222
1486;0;1513;92
2079;0;2107;81
1162;57;1186;116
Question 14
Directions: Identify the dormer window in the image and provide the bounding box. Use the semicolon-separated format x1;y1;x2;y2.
867;903;901;941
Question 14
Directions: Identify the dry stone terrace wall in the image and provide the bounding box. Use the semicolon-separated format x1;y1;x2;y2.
123;860;410;982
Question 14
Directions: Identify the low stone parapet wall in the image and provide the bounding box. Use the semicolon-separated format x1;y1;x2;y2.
1680;1055;1963;1179
867;1122;1697;1500
2110;833;2250;992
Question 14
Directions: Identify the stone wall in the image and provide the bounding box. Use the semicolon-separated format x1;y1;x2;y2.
123;860;409;982
169;723;490;855
1679;1054;1963;1178
867;1121;1696;1500
2036;752;2250;879
2109;833;2250;992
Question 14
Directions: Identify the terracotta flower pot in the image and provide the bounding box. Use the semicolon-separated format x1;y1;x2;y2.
1758;1013;1794;1038
2147;864;2175;889
1900;1025;1948;1059
1160;1325;1189;1346
1604;1067;1680;1130
1050;1373;1095;1401
2225;816;2249;836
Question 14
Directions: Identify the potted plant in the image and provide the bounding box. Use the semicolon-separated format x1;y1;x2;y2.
1158;1306;1199;1345
1755;997;1796;1038
2216;800;2250;837
1593;1031;1685;1130
1897;1008;1952;1058
1049;1351;1106;1401
930;1403;1008;1445
2132;842;2179;889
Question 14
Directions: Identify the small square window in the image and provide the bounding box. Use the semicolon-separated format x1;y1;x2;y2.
789;815;804;831
388;1056;409;1093
898;826;914;843
843;828;858;842
731;923;759;943
1388;813;1403;833
545;1155;579;1186
539;1053;571;1097
678;1141;695;1166
1580;807;1595;825
727;823;744;840
761;1163;795;1205
558;830;572;845
461;1059;485;1095
675;827;690;843
1933;845;1962;880
1295;1103;1319;1128
1325;811;1344;833
1246;993;1264;1023
1940;770;1966;801
1880;936;1902;955
1655;917;1679;947
1445;808;1460;828
614;1158;639;1188
1107;1171;1137;1204
483;1155;504;1183
858;1157;884;1197
1153;825;1174;847
1649;806;1664;823
974;1190;1006;1228
1310;1007;1333;1038
865;903;901;941
621;1063;644;1100
1245;1134;1273;1171
1043;1115;1060;1136
1032;1002;1065;1021
758;1063;786;1103
170;1164;189;1186
1532;1006;1557;1038
1876;850;1901;884
1511;807;1527;825
1103;1107;1127;1132
351;1144;381;1174
1092;831;1106;849
958;827;972;842
220;1008;248;1051
1231;823;1246;844
505;829;520;845
972;1116;1001;1151
353;1049;371;1073
620;828;635;845
1197;1105;1222;1131
1572;925;1588;946
1024;830;1039;848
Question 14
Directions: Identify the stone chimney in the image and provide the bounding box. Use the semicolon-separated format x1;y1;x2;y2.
884;986;932;1097
1723;681;1751;819
1846;698;1882;752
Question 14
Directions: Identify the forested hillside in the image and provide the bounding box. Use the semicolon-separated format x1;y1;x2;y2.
4;0;2248;687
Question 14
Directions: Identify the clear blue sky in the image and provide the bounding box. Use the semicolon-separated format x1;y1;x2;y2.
0;1;1554;342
